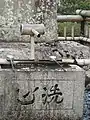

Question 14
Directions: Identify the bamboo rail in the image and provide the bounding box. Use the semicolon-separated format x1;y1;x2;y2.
57;37;90;43
76;10;90;17
0;58;90;66
57;37;81;41
57;15;90;22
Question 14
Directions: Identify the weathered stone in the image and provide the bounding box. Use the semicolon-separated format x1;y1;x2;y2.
0;65;85;119
0;0;57;42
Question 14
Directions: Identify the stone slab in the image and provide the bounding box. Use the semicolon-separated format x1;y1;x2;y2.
0;65;85;119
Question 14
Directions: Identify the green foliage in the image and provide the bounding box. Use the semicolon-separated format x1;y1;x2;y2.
58;22;80;37
78;0;90;10
58;0;90;14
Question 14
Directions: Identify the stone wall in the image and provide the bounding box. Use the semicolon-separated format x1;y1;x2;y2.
0;65;85;120
0;0;57;42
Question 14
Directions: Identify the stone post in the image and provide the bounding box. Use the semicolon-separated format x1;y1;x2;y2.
31;0;58;42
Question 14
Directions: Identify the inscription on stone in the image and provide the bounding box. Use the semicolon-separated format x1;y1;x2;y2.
17;84;63;105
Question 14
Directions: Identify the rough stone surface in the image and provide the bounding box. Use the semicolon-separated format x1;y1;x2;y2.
0;1;88;120
0;41;89;60
0;0;57;42
0;65;85;120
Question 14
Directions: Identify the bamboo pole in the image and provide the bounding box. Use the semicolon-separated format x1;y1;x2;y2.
57;37;81;41
64;22;67;38
57;15;83;22
57;36;90;43
71;24;75;39
20;24;45;36
57;15;90;22
76;10;90;17
0;59;90;66
61;59;90;65
81;37;88;42
31;37;35;60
